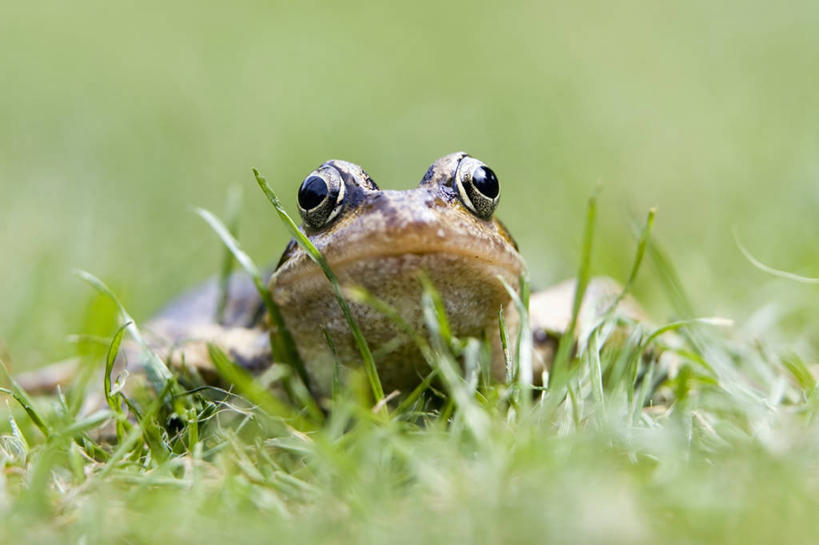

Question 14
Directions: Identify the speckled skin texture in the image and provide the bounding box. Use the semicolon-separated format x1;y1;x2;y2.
272;153;525;395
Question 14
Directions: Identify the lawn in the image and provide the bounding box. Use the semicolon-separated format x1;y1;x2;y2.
1;1;818;543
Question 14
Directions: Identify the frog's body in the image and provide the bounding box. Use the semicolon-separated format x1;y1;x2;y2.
271;153;526;394
16;153;644;398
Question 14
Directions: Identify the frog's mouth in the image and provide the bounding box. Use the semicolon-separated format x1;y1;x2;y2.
272;218;525;304
320;240;522;277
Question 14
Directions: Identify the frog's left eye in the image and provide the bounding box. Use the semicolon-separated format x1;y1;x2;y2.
297;167;346;230
454;157;500;220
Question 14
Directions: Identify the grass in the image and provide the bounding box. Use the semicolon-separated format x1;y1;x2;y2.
1;176;817;545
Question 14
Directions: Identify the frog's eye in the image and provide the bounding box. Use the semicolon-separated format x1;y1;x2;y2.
454;157;500;220
297;167;346;230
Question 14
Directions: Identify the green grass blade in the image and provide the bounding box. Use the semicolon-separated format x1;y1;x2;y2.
216;185;244;323
58;410;116;439
498;307;512;383
0;358;50;438
194;207;311;392
345;285;434;364
395;369;439;414
734;227;819;284
781;353;817;392
207;343;311;428
253;168;384;405
605;207;656;316
647;239;696;319
345;285;448;411
194;207;261;279
322;328;343;402
499;274;532;413
419;278;488;441
587;331;606;415
104;321;133;441
6;410;30;454
643;317;733;346
97;414;154;479
74;270;174;392
549;191;598;396
622;208;655;295
104;321;130;409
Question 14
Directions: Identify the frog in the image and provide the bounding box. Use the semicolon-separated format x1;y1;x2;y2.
15;153;644;399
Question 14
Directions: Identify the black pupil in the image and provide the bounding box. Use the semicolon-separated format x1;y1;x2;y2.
298;175;329;210
471;166;499;199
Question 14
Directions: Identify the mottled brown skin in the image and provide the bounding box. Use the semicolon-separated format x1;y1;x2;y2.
272;153;525;395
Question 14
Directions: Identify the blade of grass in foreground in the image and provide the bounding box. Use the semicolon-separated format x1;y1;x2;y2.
548;191;598;401
194;208;313;397
207;344;311;429
216;185;244;323
498;307;513;383
344;285;434;364
499;274;533;413
96;380;176;479
608;207;656;313
344;285;441;414
74;270;174;394
733;227;819;284
648;238;696;320
253;169;385;407
419;276;488;441
103;321;134;441
0;357;50;438
582;207;655;414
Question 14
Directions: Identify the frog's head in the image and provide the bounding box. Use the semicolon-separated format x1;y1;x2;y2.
270;154;525;394
274;152;523;279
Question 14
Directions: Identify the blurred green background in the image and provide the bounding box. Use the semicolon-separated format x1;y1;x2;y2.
2;0;817;370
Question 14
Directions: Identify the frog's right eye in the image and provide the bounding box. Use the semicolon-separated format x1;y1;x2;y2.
297;168;346;230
